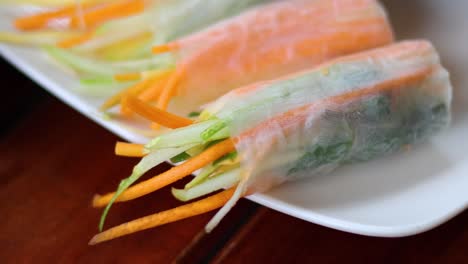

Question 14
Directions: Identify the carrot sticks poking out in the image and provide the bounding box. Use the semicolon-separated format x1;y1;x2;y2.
115;142;146;157
123;96;193;129
56;31;95;48
69;0;146;29
89;188;234;245
14;0;147;31
92;139;235;207
114;73;142;82
14;3;91;30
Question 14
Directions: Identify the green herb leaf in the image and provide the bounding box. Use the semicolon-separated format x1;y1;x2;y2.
288;141;352;176
188;111;201;118
213;151;238;166
170;152;191;163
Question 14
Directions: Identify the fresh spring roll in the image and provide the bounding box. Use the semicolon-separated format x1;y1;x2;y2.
1;0;270;73
56;0;270;57
89;40;452;244
103;0;394;115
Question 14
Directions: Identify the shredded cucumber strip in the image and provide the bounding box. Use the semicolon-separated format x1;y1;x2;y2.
45;46;174;77
99;144;195;231
0;31;79;45
201;120;227;141
145;120;230;150
172;168;241;202
73;80;130;97
75;14;151;52
184;164;216;189
185;144;205;157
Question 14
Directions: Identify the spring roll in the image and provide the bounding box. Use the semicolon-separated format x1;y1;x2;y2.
90;40;452;244
103;0;394;116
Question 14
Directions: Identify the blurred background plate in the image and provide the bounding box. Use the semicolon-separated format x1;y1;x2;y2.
1;0;467;237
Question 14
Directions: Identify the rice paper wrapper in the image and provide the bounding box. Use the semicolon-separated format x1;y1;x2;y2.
171;0;393;114
67;0;269;62
220;40;452;196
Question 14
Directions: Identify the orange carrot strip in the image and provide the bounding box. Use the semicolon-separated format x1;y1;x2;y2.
138;70;173;101
114;73;141;82
120;74;167;116
150;122;162;130
89;188;234;245
92;139;235;207
124;96;193;129
115;142;146;157
56;31;94;48
69;0;146;29
101;75;155;111
151;43;178;54
156;66;186;110
146;68;182;131
14;3;93;30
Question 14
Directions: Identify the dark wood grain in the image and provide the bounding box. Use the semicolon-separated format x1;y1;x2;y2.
212;208;468;264
175;199;259;263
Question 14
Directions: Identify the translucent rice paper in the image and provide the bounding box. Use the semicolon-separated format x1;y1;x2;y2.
168;0;394;114
239;40;451;193
148;0;270;44
0;0;268;59
204;41;452;229
68;0;270;60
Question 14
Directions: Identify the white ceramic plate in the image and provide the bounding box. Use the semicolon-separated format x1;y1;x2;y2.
1;0;467;237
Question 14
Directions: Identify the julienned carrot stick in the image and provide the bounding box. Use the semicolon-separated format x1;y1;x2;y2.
14;0;146;31
151;43;178;54
69;0;146;29
115;142;146;157
100;74;155;111
156;66;186;110
92;139;236;207
89;188;234;245
124;96;193;129
56;31;94;48
114;72;142;82
100;70;174;111
119;71;176;116
14;3;92;30
136;70;174;101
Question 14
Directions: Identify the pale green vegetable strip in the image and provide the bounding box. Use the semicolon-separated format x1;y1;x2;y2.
145;120;229;150
172;168;241;202
185;144;205;157
74;79;131;97
74;14;150;52
44;46;173;77
0;31;79;45
184;164;216;189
